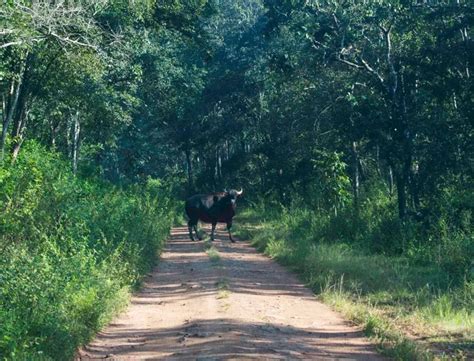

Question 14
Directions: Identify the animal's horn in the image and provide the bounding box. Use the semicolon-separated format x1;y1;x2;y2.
237;188;243;195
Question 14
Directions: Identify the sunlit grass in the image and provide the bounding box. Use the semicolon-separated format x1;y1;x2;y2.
216;278;230;299
203;239;221;263
234;208;474;360
206;246;221;263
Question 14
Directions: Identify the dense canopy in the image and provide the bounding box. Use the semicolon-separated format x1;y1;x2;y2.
2;1;472;215
0;0;472;359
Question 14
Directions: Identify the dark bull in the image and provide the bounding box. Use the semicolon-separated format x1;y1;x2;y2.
185;189;243;242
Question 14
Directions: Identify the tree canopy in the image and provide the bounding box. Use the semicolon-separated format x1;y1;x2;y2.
1;0;472;229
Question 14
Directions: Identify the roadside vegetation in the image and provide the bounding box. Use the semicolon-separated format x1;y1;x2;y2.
0;142;180;360
1;1;472;359
236;194;473;360
206;245;222;263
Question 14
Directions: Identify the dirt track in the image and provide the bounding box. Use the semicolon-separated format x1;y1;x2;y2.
77;226;384;360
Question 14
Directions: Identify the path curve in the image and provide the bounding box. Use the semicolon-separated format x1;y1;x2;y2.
77;226;384;360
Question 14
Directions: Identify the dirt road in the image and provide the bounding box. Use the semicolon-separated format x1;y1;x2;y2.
77;226;384;360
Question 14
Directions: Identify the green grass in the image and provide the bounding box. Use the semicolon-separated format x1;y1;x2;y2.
206;245;221;263
216;278;230;299
235;207;473;360
203;238;221;263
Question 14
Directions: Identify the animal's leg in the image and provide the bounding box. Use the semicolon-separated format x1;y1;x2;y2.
188;220;195;241
211;222;217;241
227;222;235;243
193;224;202;240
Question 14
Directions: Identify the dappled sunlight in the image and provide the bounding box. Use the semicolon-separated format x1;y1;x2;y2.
82;319;379;360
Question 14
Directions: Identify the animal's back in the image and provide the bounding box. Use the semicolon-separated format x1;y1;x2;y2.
185;193;228;221
185;193;215;215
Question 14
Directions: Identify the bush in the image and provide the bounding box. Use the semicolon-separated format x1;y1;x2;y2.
0;142;179;360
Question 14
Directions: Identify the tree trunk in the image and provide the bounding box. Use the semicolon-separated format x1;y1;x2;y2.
9;52;33;163
11;78;33;163
409;166;420;211
72;111;80;175
395;170;407;219
217;148;222;184
50;121;60;148
67;114;73;159
388;165;394;198
11;105;29;163
225;140;230;160
399;69;413;217
185;147;194;192
376;144;381;176
1;78;23;162
351;141;360;211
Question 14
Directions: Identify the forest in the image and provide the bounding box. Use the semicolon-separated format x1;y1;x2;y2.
0;0;472;359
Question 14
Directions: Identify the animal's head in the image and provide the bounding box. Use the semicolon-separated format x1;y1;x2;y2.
223;188;243;206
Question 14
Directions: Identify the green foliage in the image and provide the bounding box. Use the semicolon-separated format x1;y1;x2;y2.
1;0;473;357
311;150;352;214
236;201;473;358
0;142;179;360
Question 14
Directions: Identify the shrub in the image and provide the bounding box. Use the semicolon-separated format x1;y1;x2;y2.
0;142;179;360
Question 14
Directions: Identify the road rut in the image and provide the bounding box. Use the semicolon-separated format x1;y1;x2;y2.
77;226;384;360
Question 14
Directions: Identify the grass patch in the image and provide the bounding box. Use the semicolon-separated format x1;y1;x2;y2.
216;279;230;299
234;207;473;360
204;239;221;263
320;285;431;360
207;246;221;263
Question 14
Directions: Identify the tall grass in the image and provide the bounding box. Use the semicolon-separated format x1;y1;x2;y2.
0;142;180;360
235;195;473;359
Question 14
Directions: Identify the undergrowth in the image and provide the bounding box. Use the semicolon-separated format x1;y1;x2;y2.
0;142;181;360
235;199;473;360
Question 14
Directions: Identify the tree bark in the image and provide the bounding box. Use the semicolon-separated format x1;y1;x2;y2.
67;114;73;159
11;104;29;163
351;141;360;211
388;165;394;198
10;52;34;163
395;170;407;219
376;144;381;176
185;147;194;192
72;111;80;175
1;77;23;162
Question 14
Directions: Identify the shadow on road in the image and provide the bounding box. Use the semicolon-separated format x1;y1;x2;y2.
77;226;383;360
